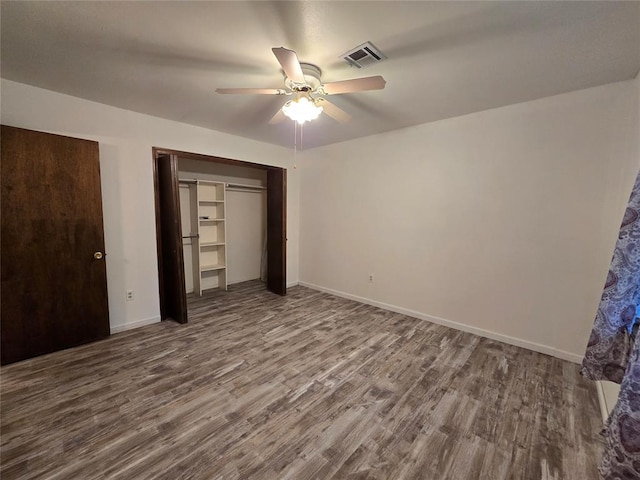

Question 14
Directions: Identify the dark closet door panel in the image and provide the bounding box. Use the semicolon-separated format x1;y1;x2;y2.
155;153;188;323
266;167;286;296
1;125;110;365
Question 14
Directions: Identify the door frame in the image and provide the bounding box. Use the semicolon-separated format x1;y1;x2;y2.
152;147;287;322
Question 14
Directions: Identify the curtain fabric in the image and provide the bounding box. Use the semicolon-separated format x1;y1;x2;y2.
582;168;640;479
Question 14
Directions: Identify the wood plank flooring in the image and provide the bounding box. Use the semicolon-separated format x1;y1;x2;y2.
1;281;603;479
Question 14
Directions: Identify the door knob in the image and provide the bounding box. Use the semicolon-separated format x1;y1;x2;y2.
94;251;104;260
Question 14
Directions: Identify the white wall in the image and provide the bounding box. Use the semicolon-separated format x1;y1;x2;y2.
299;79;640;362
224;189;266;284
1;79;300;333
2;77;637;357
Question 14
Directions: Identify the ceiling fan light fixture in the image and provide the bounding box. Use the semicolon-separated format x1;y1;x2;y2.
282;95;323;124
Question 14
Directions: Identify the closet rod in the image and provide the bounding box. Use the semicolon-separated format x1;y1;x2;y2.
225;182;266;191
178;178;225;185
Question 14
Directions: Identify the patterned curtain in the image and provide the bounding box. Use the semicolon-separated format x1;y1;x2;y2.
582;167;640;479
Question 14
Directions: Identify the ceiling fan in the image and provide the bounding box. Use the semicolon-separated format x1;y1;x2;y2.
216;47;386;125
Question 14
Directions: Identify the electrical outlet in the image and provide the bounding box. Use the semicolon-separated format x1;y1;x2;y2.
369;275;374;283
126;290;134;301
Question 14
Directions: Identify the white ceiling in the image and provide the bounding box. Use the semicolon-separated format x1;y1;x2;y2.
1;1;639;149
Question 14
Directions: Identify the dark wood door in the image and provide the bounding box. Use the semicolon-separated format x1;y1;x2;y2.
1;125;110;365
266;167;287;295
154;153;188;323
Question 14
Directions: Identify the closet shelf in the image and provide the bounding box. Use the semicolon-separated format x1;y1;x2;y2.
185;180;228;295
201;264;226;272
200;242;225;247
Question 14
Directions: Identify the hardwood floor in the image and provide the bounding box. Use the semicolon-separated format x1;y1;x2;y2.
1;281;603;479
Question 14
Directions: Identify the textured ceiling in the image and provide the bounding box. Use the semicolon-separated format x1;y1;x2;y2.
1;1;639;149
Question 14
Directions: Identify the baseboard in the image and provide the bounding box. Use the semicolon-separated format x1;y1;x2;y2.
110;316;161;334
299;281;583;364
287;280;299;288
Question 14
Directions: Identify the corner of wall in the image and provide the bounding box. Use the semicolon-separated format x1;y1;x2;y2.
298;80;639;362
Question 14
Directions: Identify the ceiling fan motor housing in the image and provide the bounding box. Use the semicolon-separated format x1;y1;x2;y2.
285;63;322;92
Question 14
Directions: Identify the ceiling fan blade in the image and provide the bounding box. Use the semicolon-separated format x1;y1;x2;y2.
268;108;287;125
316;98;352;123
321;76;386;95
272;47;305;84
216;88;286;95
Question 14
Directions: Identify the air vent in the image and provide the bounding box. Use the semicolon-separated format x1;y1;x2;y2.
341;42;386;69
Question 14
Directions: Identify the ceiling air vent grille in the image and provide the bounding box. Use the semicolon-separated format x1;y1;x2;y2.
341;42;385;69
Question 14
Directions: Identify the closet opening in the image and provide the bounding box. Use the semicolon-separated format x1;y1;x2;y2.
153;148;286;324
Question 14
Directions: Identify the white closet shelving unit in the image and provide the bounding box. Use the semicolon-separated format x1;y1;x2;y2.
185;179;227;295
